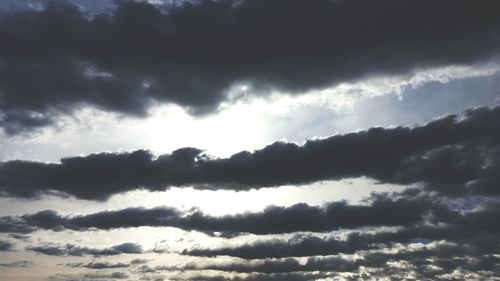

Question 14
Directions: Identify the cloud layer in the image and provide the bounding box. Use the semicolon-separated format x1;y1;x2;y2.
1;2;500;280
0;193;453;235
1;105;499;200
27;242;143;256
1;0;500;133
183;201;500;259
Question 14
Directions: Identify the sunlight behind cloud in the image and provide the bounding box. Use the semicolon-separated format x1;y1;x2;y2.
0;63;498;163
0;178;404;217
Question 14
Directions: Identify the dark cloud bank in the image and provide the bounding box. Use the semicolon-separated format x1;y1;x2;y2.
67;258;147;269
171;244;500;281
174;200;500;280
183;201;500;259
0;193;453;235
0;105;499;200
170;243;490;273
3;105;500;280
27;242;143;256
1;0;500;134
5;191;499;279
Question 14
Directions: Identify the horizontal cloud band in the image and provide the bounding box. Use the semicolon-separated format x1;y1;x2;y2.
165;243;496;275
1;105;499;200
26;242;143;257
182;202;500;259
1;0;500;133
0;194;454;235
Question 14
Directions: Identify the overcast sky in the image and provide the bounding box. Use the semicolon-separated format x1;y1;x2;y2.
1;0;500;281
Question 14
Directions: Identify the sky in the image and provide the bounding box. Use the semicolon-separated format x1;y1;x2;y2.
0;0;500;280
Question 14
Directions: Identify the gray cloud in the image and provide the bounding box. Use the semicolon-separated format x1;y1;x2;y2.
27;242;143;256
182;201;500;259
0;239;14;251
168;243;499;277
124;242;500;281
183;233;378;259
82;272;129;279
67;262;130;269
9;234;30;241
67;258;148;269
172;272;330;281
0;194;454;235
0;105;499;200
1;0;499;133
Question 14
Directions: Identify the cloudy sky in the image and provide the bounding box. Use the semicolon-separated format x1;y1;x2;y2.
0;0;500;280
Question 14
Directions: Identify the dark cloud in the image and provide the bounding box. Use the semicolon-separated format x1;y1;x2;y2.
1;105;499;200
0;239;14;251
67;261;130;269
131;242;500;280
162;257;306;274
169;243;499;277
9;233;30;241
67;258;148;269
183;233;377;259
1;0;499;133
81;272;129;279
130;258;149;265
0;110;53;135
0;215;35;233
173;272;330;281
182;201;500;259
27;242;143;256
47;271;132;281
0;147;204;200
0;0;115;13
0;194;453;235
